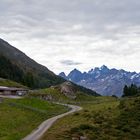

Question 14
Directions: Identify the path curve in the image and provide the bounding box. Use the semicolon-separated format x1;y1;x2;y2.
22;103;82;140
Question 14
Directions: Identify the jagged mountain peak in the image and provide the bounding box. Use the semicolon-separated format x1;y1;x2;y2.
88;65;109;74
66;69;82;83
100;65;109;70
59;72;67;79
70;68;82;74
68;68;82;77
59;72;66;77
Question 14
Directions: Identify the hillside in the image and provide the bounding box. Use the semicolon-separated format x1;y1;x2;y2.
59;65;140;97
40;96;140;140
29;81;99;102
0;38;65;88
0;78;26;88
54;81;99;97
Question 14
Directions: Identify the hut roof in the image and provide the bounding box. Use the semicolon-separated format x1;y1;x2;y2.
0;86;28;91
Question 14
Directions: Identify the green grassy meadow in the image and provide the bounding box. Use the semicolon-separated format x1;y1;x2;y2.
0;97;69;140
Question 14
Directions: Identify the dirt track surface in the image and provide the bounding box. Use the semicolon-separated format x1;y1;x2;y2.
22;103;82;140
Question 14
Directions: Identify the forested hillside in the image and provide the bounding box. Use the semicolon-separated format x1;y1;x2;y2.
0;38;65;88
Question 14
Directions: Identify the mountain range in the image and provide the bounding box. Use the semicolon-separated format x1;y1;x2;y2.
59;65;140;97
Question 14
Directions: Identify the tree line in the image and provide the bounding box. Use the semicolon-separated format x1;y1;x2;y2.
123;84;140;97
0;55;65;89
0;55;36;88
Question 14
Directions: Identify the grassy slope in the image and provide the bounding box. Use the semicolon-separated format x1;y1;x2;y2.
0;97;69;140
29;88;98;103
0;78;26;88
40;96;140;140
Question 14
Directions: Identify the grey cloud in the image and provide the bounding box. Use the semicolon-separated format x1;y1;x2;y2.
1;0;140;34
60;60;82;66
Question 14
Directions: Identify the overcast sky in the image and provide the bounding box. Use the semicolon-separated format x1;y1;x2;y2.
0;0;140;74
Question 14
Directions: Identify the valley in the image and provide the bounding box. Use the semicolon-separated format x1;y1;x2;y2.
0;91;139;140
0;0;140;139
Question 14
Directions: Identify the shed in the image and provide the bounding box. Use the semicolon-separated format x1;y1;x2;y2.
0;86;28;96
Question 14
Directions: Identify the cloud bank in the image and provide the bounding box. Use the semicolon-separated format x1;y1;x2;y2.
0;0;140;74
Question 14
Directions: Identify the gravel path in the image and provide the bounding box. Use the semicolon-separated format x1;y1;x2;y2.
22;103;82;140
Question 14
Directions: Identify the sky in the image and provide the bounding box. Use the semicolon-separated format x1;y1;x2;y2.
0;0;140;74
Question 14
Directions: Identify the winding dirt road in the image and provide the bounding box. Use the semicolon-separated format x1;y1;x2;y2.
22;103;82;140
